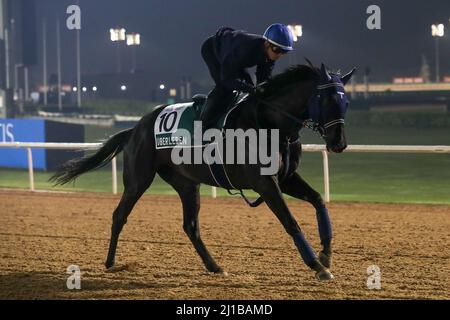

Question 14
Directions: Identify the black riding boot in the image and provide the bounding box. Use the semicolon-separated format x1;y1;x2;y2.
200;87;232;130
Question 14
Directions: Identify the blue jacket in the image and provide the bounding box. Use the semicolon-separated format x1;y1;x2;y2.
211;27;275;92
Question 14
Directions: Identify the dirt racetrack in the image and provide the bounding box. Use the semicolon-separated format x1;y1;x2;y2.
0;189;449;300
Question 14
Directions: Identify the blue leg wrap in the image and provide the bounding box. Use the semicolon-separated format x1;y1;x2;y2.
316;207;332;247
293;232;317;266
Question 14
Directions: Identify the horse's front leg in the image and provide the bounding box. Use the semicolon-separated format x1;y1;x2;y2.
280;172;333;269
253;175;333;280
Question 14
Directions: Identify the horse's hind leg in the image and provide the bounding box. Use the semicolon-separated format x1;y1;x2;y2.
105;185;152;269
158;168;223;273
105;149;157;269
280;172;333;269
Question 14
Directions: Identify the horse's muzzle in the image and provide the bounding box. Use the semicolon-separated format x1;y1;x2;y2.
325;124;347;153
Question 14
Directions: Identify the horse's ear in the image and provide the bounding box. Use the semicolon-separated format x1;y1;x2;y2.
304;57;314;68
341;68;357;85
320;63;331;81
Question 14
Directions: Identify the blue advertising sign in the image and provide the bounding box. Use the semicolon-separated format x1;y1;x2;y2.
0;119;46;169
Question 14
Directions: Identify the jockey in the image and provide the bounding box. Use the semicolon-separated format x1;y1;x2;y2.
200;23;294;129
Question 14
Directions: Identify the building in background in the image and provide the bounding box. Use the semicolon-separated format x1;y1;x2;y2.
78;72;202;103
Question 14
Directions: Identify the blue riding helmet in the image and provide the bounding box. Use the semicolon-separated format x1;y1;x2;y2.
263;23;294;51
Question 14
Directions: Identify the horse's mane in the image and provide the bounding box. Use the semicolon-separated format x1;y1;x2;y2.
259;64;319;98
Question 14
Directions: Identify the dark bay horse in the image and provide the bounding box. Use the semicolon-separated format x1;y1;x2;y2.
51;63;355;280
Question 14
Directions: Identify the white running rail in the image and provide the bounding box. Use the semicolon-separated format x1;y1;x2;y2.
1;142;450;201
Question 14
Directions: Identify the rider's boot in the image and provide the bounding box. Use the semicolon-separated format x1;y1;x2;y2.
200;86;230;131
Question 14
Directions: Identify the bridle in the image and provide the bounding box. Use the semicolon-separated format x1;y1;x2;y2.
314;82;346;130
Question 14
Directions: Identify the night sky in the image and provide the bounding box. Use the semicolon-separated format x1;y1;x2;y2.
31;0;450;87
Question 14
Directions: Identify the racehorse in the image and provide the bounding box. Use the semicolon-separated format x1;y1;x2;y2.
51;63;355;280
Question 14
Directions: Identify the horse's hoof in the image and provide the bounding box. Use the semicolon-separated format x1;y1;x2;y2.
315;269;334;281
319;251;332;269
105;261;114;269
206;264;225;273
211;268;228;276
105;263;137;273
212;267;227;275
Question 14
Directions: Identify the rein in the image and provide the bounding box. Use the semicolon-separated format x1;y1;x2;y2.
253;82;346;139
254;97;317;139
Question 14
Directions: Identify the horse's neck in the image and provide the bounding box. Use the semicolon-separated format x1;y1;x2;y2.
276;81;316;117
231;80;315;138
231;97;297;142
262;87;313;134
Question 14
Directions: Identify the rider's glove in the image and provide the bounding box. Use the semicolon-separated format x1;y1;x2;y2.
254;86;265;95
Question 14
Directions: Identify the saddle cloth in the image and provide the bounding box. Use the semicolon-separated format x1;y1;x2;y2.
154;93;248;149
153;93;249;190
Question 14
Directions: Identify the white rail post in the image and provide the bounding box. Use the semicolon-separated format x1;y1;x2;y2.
27;148;35;191
212;187;217;198
322;150;330;203
112;156;118;195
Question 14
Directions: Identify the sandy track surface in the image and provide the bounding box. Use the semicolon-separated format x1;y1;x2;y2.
0;189;449;299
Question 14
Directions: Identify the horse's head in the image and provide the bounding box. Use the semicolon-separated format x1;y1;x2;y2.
254;64;355;152
309;64;356;153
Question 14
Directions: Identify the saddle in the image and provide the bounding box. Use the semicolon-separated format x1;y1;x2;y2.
192;91;248;130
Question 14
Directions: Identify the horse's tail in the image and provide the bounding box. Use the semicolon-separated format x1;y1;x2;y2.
50;128;133;185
